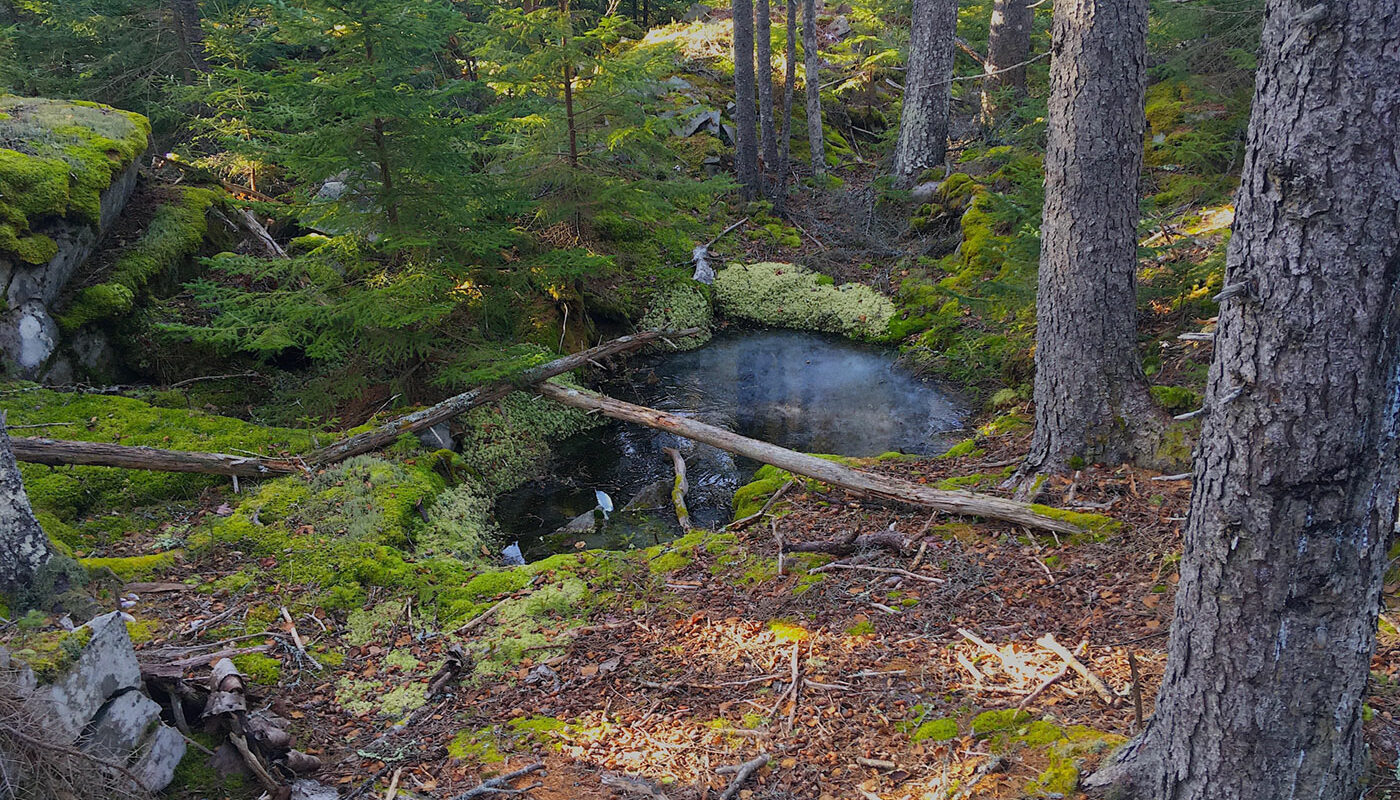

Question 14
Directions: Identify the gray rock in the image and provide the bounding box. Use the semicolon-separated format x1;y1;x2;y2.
70;328;115;372
0;300;61;377
830;14;852;38
129;723;186;792
290;779;342;800
681;2;708;20
416;422;455;451
910;180;943;204
38;612;142;743
84;690;163;761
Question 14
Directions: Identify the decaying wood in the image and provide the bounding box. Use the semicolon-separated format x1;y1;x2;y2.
11;329;702;478
717;753;770;800
303;328;702;466
10;437;302;477
783;530;913;556
280;606;321;670
237;208;289;259
663;446;691;531
1036;634;1118;707
533;382;1089;535
808;562;944;584
451;762;545;799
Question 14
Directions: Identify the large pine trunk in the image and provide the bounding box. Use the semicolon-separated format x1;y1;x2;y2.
732;0;762;200
0;417;54;598
978;0;1031;123
1022;0;1153;474
756;0;779;172
1086;0;1400;797
800;0;824;177
891;0;957;183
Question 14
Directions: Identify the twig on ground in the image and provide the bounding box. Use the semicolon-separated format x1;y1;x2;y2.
383;767;404;800
1128;651;1145;730
717;753;770;800
958;628;1037;684
772;517;785;576
948;755;1008;800
455;599;506;634
280;606;322;670
1036;634;1119;707
1016;639;1088;712
956;653;986;688
855;757;898;770
727;480;795;530
451;763;545;799
808;562;943;584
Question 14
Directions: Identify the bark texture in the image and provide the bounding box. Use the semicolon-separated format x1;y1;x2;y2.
0;416;54;598
170;0;209;78
756;0;779;171
978;0;1031;122
891;0;957;183
732;0;762;200
1023;0;1153;474
1085;0;1400;797
774;0;798;212
801;0;825;177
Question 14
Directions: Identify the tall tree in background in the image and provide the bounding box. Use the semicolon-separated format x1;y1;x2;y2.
891;0;957;183
978;0;1031;123
1020;0;1153;477
775;0;798;212
560;0;579;168
1085;0;1400;796
169;0;208;80
732;0;761;199
756;0;778;172
801;0;824;177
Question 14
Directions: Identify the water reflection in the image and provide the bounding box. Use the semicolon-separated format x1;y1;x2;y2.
495;329;966;559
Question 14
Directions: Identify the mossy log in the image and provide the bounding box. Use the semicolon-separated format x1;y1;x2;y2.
10;436;302;477
534;381;1088;536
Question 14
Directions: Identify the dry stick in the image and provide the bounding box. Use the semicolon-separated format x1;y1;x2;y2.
717;753;770;800
1128;651;1145;730
10;436;303;477
1015;639;1087;712
1036;634;1119;707
908;540;928;572
229;732;281;795
663;446;692;531
280;606;322;670
534;382;1086;536
726;479;796;531
0;722;148;788
451;763;546;799
772;516;785;577
948;755;1008;800
786;644;800;731
455;599;507;634
808;562;944;584
958;628;1037;684
956;653;987;688
383;767;404;800
237;208;290;259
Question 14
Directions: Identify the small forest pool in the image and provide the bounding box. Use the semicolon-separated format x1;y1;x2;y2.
495;329;967;560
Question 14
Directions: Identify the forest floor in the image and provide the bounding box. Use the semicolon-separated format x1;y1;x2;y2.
82;422;1400;800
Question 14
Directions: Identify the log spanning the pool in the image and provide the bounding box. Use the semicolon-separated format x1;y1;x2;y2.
532;381;1087;536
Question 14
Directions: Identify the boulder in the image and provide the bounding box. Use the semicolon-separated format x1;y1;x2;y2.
37;611;142;742
84;690;164;761
416;422;456;451
129;723;186;792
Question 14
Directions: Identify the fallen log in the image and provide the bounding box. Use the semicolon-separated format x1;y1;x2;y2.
533;382;1087;535
11;329;703;477
302;327;702;466
10;437;301;477
663;446;692;531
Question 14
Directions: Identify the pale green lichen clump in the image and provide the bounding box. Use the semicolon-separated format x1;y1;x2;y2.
713;262;896;341
637;282;713;349
0;96;150;264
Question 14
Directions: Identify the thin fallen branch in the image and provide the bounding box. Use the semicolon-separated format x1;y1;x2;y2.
1015;639;1088;712
717;753;770;800
807;562;944;584
451;763;545;799
726;479;795;530
236;208;289;259
784;530;913;556
280;606;322;670
663;446;691;531
692;218;749;283
958;628;1038;684
455;599;507;634
949;756;1008;800
1036;634;1119;707
11;436;302;477
533;382;1088;535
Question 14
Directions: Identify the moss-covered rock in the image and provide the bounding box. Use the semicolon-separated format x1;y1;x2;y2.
637;281;713;349
714;262;896;341
0;96;150;263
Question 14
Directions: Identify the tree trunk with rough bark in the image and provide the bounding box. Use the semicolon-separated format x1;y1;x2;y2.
978;0;1031;123
891;0;957;183
1085;1;1400;798
801;0;824;177
732;0;761;200
0;415;54;599
774;0;798;213
756;0;779;173
1021;0;1154;475
170;0;208;80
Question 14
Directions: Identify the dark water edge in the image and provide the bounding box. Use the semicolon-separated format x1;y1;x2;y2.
495;328;968;560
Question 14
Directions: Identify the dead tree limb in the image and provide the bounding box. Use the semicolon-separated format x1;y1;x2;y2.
663;446;692;531
303;328;702;466
450;763;546;799
11;330;703;478
533;382;1089;535
1036;634;1119;707
783;531;912;556
717;753;770;800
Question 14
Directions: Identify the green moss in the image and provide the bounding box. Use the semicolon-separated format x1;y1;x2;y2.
1015;720;1066;747
288;233;332;254
1026;505;1123;538
0;96;150;262
935;470;1010;492
1149;384;1201;415
8;626;92;682
768;620;810;643
940;438;982;459
231;652;282;685
714;262;897;341
637;282;713;350
845;620;875;636
171;732;245;794
448;728;505;763
647;549;694;574
508;715;567;740
59;187;217;329
970;709;1031;735
912;717;959;742
1026;750;1080;796
124;618;161;645
79;551;177;580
